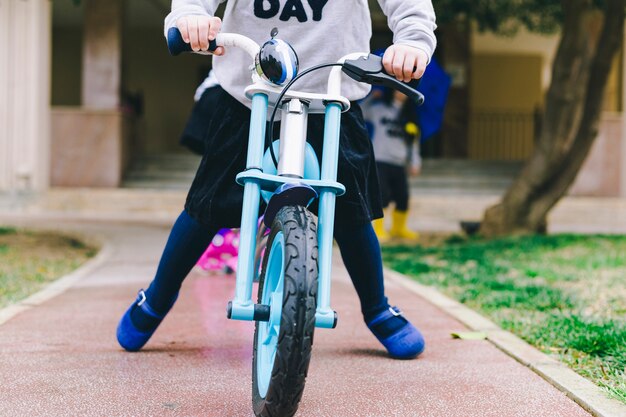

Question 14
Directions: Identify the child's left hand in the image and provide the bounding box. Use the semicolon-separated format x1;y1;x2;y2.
382;45;428;82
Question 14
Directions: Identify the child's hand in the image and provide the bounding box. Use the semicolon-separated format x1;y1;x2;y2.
409;165;421;177
176;15;225;56
382;45;428;82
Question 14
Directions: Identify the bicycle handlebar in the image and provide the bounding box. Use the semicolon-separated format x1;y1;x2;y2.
166;27;424;105
167;27;217;55
342;55;425;105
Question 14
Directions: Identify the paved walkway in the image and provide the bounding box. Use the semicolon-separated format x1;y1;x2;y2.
405;194;626;234
0;220;592;417
3;188;626;234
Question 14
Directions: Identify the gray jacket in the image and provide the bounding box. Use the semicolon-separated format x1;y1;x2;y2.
165;0;437;106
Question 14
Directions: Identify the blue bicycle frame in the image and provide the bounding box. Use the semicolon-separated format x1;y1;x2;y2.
228;94;344;329
165;27;425;416
169;31;366;330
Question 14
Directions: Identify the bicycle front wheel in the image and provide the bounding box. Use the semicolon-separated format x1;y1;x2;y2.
252;205;318;417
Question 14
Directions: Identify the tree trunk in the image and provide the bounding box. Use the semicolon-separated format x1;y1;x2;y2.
480;0;625;237
439;19;471;158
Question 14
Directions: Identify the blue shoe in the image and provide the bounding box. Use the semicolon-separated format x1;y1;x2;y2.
116;290;177;352
366;306;425;359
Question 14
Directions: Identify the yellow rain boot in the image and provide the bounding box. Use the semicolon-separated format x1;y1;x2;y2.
390;210;419;240
372;218;391;243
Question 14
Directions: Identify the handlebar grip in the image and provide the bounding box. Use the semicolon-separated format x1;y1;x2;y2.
167;27;217;56
391;78;425;106
342;55;425;105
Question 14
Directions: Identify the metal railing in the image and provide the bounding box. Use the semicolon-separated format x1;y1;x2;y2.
468;109;538;160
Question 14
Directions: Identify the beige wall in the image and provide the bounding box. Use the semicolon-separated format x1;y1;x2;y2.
472;26;622;111
469;28;551;161
570;113;625;197
468;53;542;160
469;26;623;163
470;54;543;110
605;54;623;112
51;108;132;187
472;28;559;90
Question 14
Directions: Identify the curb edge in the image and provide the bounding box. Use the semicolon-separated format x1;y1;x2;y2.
0;237;114;327
384;267;626;417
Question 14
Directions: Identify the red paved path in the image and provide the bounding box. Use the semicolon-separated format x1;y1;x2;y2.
0;223;591;417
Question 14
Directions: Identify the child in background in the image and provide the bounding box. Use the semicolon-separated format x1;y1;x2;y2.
364;88;421;241
117;0;436;360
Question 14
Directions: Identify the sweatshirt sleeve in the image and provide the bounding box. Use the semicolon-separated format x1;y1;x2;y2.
376;0;437;62
163;0;225;37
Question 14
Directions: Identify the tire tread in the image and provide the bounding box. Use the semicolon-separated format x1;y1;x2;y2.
252;206;318;417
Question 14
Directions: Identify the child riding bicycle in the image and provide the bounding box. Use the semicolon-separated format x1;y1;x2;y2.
117;0;437;360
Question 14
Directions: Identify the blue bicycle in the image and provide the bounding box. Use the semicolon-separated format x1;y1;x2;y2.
168;28;424;417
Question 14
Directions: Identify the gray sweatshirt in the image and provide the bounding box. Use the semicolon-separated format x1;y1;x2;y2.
165;0;437;106
363;98;421;168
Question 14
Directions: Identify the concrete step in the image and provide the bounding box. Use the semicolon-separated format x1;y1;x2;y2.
123;155;523;195
34;188;186;216
413;159;522;195
124;172;196;182
414;177;515;187
420;160;523;176
122;153;200;189
123;180;193;190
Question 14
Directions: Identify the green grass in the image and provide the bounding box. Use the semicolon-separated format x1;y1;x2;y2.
0;228;97;309
383;234;626;403
0;227;17;236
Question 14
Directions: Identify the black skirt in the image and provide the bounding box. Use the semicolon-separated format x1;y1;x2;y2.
180;86;216;155
184;86;383;229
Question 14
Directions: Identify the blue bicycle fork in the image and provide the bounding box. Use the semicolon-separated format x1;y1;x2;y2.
314;102;342;329
228;93;268;321
227;93;341;329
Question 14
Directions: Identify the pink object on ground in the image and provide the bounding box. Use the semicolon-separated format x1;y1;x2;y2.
196;228;240;273
196;217;269;275
224;256;239;274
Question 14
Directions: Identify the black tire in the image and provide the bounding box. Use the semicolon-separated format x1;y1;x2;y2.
252;205;318;417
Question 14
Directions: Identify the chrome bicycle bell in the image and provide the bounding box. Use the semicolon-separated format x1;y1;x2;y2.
255;28;299;86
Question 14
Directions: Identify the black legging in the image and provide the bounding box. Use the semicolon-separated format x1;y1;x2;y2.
376;162;409;211
144;211;218;313
145;210;388;321
334;221;388;320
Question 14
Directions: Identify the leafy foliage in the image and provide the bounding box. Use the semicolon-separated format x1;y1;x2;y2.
434;0;609;34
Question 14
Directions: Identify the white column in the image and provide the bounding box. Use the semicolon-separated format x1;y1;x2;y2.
82;0;122;109
621;27;626;197
0;0;51;192
0;1;8;191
